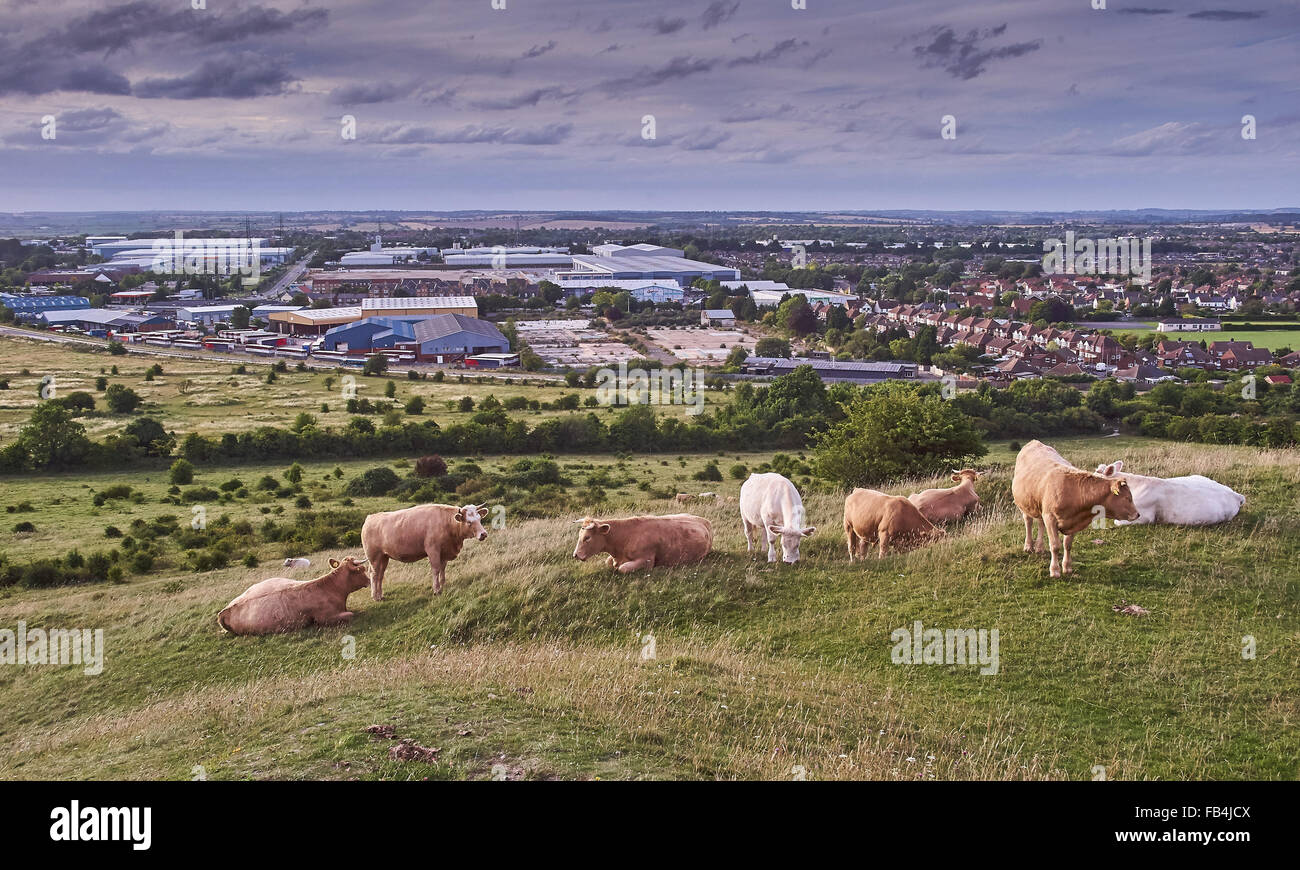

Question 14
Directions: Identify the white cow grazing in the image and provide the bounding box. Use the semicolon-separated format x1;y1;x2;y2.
1095;461;1245;526
740;473;815;564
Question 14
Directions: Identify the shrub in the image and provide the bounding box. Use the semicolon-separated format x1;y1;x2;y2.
729;463;749;480
693;461;723;482
345;466;402;497
169;458;195;485
415;454;448;477
12;521;35;533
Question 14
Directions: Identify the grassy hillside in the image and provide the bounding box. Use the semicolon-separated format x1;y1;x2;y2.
0;334;720;442
0;436;1296;780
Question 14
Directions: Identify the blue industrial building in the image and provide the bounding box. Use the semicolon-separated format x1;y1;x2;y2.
321;314;510;360
1;294;91;316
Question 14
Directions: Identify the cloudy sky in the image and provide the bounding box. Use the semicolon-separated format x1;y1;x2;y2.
1;0;1297;212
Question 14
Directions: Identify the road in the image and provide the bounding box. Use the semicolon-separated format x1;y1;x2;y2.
254;254;312;300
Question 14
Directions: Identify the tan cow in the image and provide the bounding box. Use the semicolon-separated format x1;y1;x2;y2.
361;503;488;599
218;556;371;635
572;514;713;573
908;469;984;524
1012;440;1139;577
843;489;945;560
674;493;695;505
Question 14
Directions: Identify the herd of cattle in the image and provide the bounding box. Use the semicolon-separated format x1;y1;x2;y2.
218;440;1247;635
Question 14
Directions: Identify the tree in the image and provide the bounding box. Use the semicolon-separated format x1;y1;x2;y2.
755;337;791;358
814;383;987;488
405;395;425;414
14;403;91;469
104;384;142;414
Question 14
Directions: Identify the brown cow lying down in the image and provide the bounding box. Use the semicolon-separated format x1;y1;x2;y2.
1011;440;1139;577
218;557;371;635
908;469;984;524
361;503;488;599
572;514;713;573
843;488;944;560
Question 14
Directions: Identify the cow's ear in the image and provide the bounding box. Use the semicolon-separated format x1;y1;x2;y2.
951;473;962;482
454;510;465;523
801;526;816;537
597;523;611;535
768;524;784;536
1112;460;1123;473
329;558;340;568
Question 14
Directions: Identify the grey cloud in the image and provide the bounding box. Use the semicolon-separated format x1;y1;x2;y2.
134;55;297;99
600;56;720;95
523;41;558;59
642;17;688;36
328;81;413;105
701;2;741;30
1117;7;1173;14
372;122;574;146
911;25;1042;80
1188;10;1265;21
470;87;576;110
729;39;808;67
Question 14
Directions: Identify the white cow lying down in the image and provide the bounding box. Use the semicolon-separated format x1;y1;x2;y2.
1096;461;1245;526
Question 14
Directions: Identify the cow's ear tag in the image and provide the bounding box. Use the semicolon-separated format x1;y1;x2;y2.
1110;483;1121;496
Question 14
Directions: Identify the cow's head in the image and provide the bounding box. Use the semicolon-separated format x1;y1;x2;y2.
951;469;984;484
766;523;816;564
328;556;371;592
455;504;489;541
572;517;610;561
1100;477;1140;522
1094;461;1124;477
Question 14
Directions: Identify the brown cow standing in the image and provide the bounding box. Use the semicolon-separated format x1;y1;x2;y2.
908;469;984;524
218;556;371;635
572;514;712;573
361;503;488;599
1011;440;1139;577
843;489;945;560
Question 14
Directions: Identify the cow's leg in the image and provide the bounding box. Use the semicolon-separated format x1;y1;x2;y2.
428;557;446;594
764;526;779;563
1042;515;1063;578
877;528;890;559
1021;513;1035;553
1034;519;1047;553
845;523;858;562
743;519;757;555
321;611;354;626
616;557;653;573
1060;533;1075;575
368;552;390;601
605;554;617;569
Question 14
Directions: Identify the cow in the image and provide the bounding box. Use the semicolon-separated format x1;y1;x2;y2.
572;514;712;573
908;469;984;524
674;493;695;505
739;472;815;564
1011;440;1139;578
361;503;488;600
1094;461;1245;526
218;557;371;636
843;488;944;560
282;557;311;569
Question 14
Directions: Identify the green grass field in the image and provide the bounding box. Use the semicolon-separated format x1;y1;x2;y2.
0;435;1296;780
1117;323;1299;351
